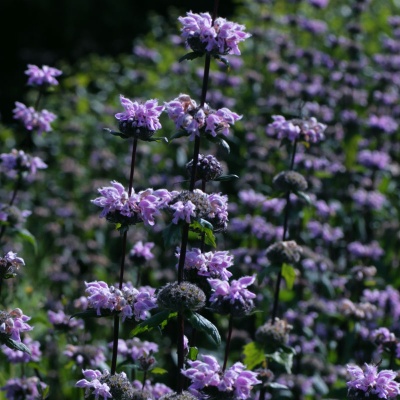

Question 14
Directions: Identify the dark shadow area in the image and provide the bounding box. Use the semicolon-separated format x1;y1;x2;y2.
0;0;237;123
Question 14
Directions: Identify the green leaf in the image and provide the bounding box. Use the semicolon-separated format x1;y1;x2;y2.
281;263;296;290
162;222;182;248
269;382;289;390
70;308;113;319
15;229;37;253
213;174;239;182
0;333;31;355
242;341;266;370
130;311;177;336
151;367;168;375
179;51;204;62
344;134;361;169
189;220;216;247
188;346;199;361
205;135;231;153
104;128;130;139
294;191;311;205
146;136;168;143
185;311;221;346
266;347;295;373
213;54;230;69
170;130;191;141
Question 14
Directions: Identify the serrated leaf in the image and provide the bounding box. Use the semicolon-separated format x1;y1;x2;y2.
295;190;311;205
281;263;296;290
130;311;177;336
242;341;266;370
0;334;31;355
213;174;239;182
163;222;182;248
70;308;113;319
151;367;168;375
16;229;37;253
104;128;130;139
170;130;191;141
185;311;221;346
188;346;199;361
179;51;204;62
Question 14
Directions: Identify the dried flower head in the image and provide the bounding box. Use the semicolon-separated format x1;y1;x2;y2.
186;154;223;182
273;170;308;193
157;281;206;312
266;241;303;265
160;391;197;400
255;318;293;351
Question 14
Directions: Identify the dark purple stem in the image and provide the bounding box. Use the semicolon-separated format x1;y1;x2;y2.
270;140;298;324
110;139;138;375
222;314;234;372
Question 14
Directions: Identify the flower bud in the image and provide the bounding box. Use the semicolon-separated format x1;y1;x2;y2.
157;282;206;312
273;170;308;192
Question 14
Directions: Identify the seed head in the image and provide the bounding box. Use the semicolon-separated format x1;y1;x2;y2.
186;154;223;182
273;170;308;192
160;391;197;400
255;318;292;351
157;282;206;312
100;371;136;400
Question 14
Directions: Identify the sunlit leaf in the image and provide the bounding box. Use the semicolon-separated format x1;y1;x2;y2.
130;311;177;336
281;263;296;290
242;341;266;370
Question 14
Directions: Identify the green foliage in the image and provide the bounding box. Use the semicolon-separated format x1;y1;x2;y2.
131;311;177;336
185;311;221;347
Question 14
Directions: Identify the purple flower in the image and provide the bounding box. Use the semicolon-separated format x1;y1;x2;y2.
368;114;398;134
114;338;158;361
307;220;344;243
178;248;233;280
352;189;386;209
115;95;164;132
13;102;56;135
178;12;250;56
129;241;155;262
64;344;106;368
0;308;33;342
92;181;172;226
307;0;329;8
1;376;47;400
48;309;84;330
83;281;157;321
170;200;196;223
164;94;241;140
347;363;400;399
76;369;112;400
267;115;326;143
25;64;62;86
3;251;25;268
208;276;257;317
348;241;384;260
0;149;47;179
182;355;260;399
1;336;41;363
358;149;391;169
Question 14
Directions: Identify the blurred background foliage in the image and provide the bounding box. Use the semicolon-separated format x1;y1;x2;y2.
1;0;400;398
